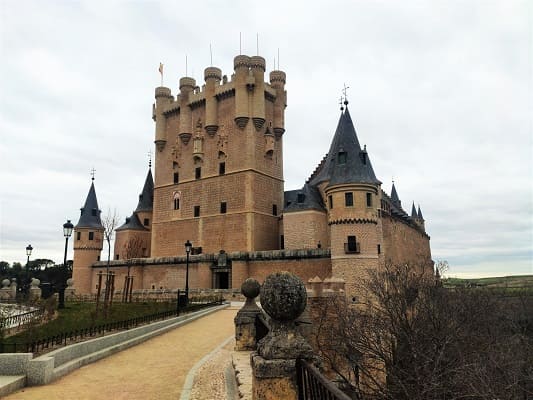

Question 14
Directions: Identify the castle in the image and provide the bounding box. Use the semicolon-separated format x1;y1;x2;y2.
72;53;432;298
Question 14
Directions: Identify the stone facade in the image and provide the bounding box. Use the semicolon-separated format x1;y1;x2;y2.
71;51;432;298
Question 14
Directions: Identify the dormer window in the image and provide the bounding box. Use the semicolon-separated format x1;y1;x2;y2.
297;193;305;203
91;208;97;216
338;151;347;165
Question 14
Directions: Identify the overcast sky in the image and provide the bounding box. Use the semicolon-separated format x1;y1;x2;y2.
0;0;531;278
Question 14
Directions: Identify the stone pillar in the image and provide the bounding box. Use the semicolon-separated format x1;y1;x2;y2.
29;278;41;301
65;278;76;300
0;279;11;301
234;278;262;351
252;272;314;400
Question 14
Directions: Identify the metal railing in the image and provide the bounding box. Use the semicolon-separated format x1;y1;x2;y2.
296;358;351;400
0;298;223;354
0;308;42;330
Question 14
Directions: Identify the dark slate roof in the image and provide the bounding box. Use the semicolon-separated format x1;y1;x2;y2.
135;168;154;212
309;107;381;187
411;202;418;218
418;205;424;220
391;183;400;206
284;183;326;212
116;212;148;232
381;189;409;220
75;181;103;229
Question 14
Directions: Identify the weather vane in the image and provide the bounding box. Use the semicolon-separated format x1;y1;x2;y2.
339;96;344;111
148;149;153;168
342;83;350;105
90;167;96;181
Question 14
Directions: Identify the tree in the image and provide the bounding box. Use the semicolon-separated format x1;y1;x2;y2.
102;208;119;275
121;236;144;302
311;263;533;400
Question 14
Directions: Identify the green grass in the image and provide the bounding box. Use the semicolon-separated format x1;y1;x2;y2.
2;300;176;344
443;275;533;294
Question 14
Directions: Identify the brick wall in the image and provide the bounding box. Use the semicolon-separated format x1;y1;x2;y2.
283;210;329;249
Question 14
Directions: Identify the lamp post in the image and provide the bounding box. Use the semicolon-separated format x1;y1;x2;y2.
184;240;192;305
59;220;74;309
25;244;33;296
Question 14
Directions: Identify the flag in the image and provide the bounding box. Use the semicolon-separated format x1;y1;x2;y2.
159;62;163;75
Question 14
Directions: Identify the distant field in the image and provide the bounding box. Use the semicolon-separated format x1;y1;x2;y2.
443;274;533;290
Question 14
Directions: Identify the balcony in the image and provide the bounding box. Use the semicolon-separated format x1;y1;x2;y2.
344;242;360;254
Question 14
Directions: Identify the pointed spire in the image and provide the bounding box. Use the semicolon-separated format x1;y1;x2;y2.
309;108;381;187
135;168;154;212
411;202;417;218
391;182;401;206
75;181;103;229
116;212;148;232
417;204;424;220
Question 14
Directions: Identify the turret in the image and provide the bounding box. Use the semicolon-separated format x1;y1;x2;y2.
250;56;266;130
154;87;172;152
269;70;286;138
72;180;104;294
233;55;251;129
178;77;196;144
204;67;222;136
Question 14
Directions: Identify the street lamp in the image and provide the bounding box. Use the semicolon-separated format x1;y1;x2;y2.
25;244;33;296
184;240;192;304
59;220;74;309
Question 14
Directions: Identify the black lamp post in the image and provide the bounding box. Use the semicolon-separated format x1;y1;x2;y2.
25;244;33;296
184;240;192;304
59;220;74;309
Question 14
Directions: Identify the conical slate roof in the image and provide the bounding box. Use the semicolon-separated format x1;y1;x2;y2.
116;212;148;232
284;183;325;212
411;202;418;218
391;183;400;205
309;107;380;187
75;181;103;229
135;168;154;212
418;205;424;220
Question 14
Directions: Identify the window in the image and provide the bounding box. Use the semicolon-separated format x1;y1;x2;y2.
219;162;225;175
338;151;347;164
194;206;200;217
377;244;381;254
97;255;100;261
328;195;333;209
91;208;97;216
142;248;147;256
297;193;305;203
272;204;278;216
344;235;360;253
88;232;94;240
115;254;119;260
76;231;81;240
366;193;372;207
195;167;201;180
345;192;353;207
174;172;179;184
220;202;227;214
174;198;180;210
280;235;285;249
143;218;149;226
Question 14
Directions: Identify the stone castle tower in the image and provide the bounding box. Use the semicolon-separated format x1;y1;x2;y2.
72;180;103;294
151;55;287;256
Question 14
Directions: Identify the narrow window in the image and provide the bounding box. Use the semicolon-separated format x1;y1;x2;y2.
115;254;119;260
174;198;180;210
195;167;201;180
345;235;358;253
194;206;200;217
143;218;149;226
280;235;285;250
174;172;179;184
88;232;94;240
297;193;305;203
142;248;147;256
366;193;372;207
345;192;354;207
97;255;100;261
91;208;97;216
377;244;381;254
272;204;278;216
220;202;227;214
338;151;347;164
76;232;81;241
328;195;333;209
219;162;225;175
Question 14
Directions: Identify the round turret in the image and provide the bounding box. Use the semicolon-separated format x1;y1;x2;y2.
234;55;251;70
179;77;196;91
269;70;286;86
204;67;222;82
155;87;172;98
249;56;266;71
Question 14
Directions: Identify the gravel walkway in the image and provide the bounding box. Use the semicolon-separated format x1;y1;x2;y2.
4;307;238;400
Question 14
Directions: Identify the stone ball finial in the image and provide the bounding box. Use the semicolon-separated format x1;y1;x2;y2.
31;278;40;287
241;278;260;299
260;272;307;322
1;279;9;288
66;278;74;287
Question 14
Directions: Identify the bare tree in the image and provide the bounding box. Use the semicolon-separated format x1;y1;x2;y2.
121;236;144;302
311;262;533;400
101;209;119;314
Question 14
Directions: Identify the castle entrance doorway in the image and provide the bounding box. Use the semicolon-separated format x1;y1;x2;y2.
214;272;229;289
